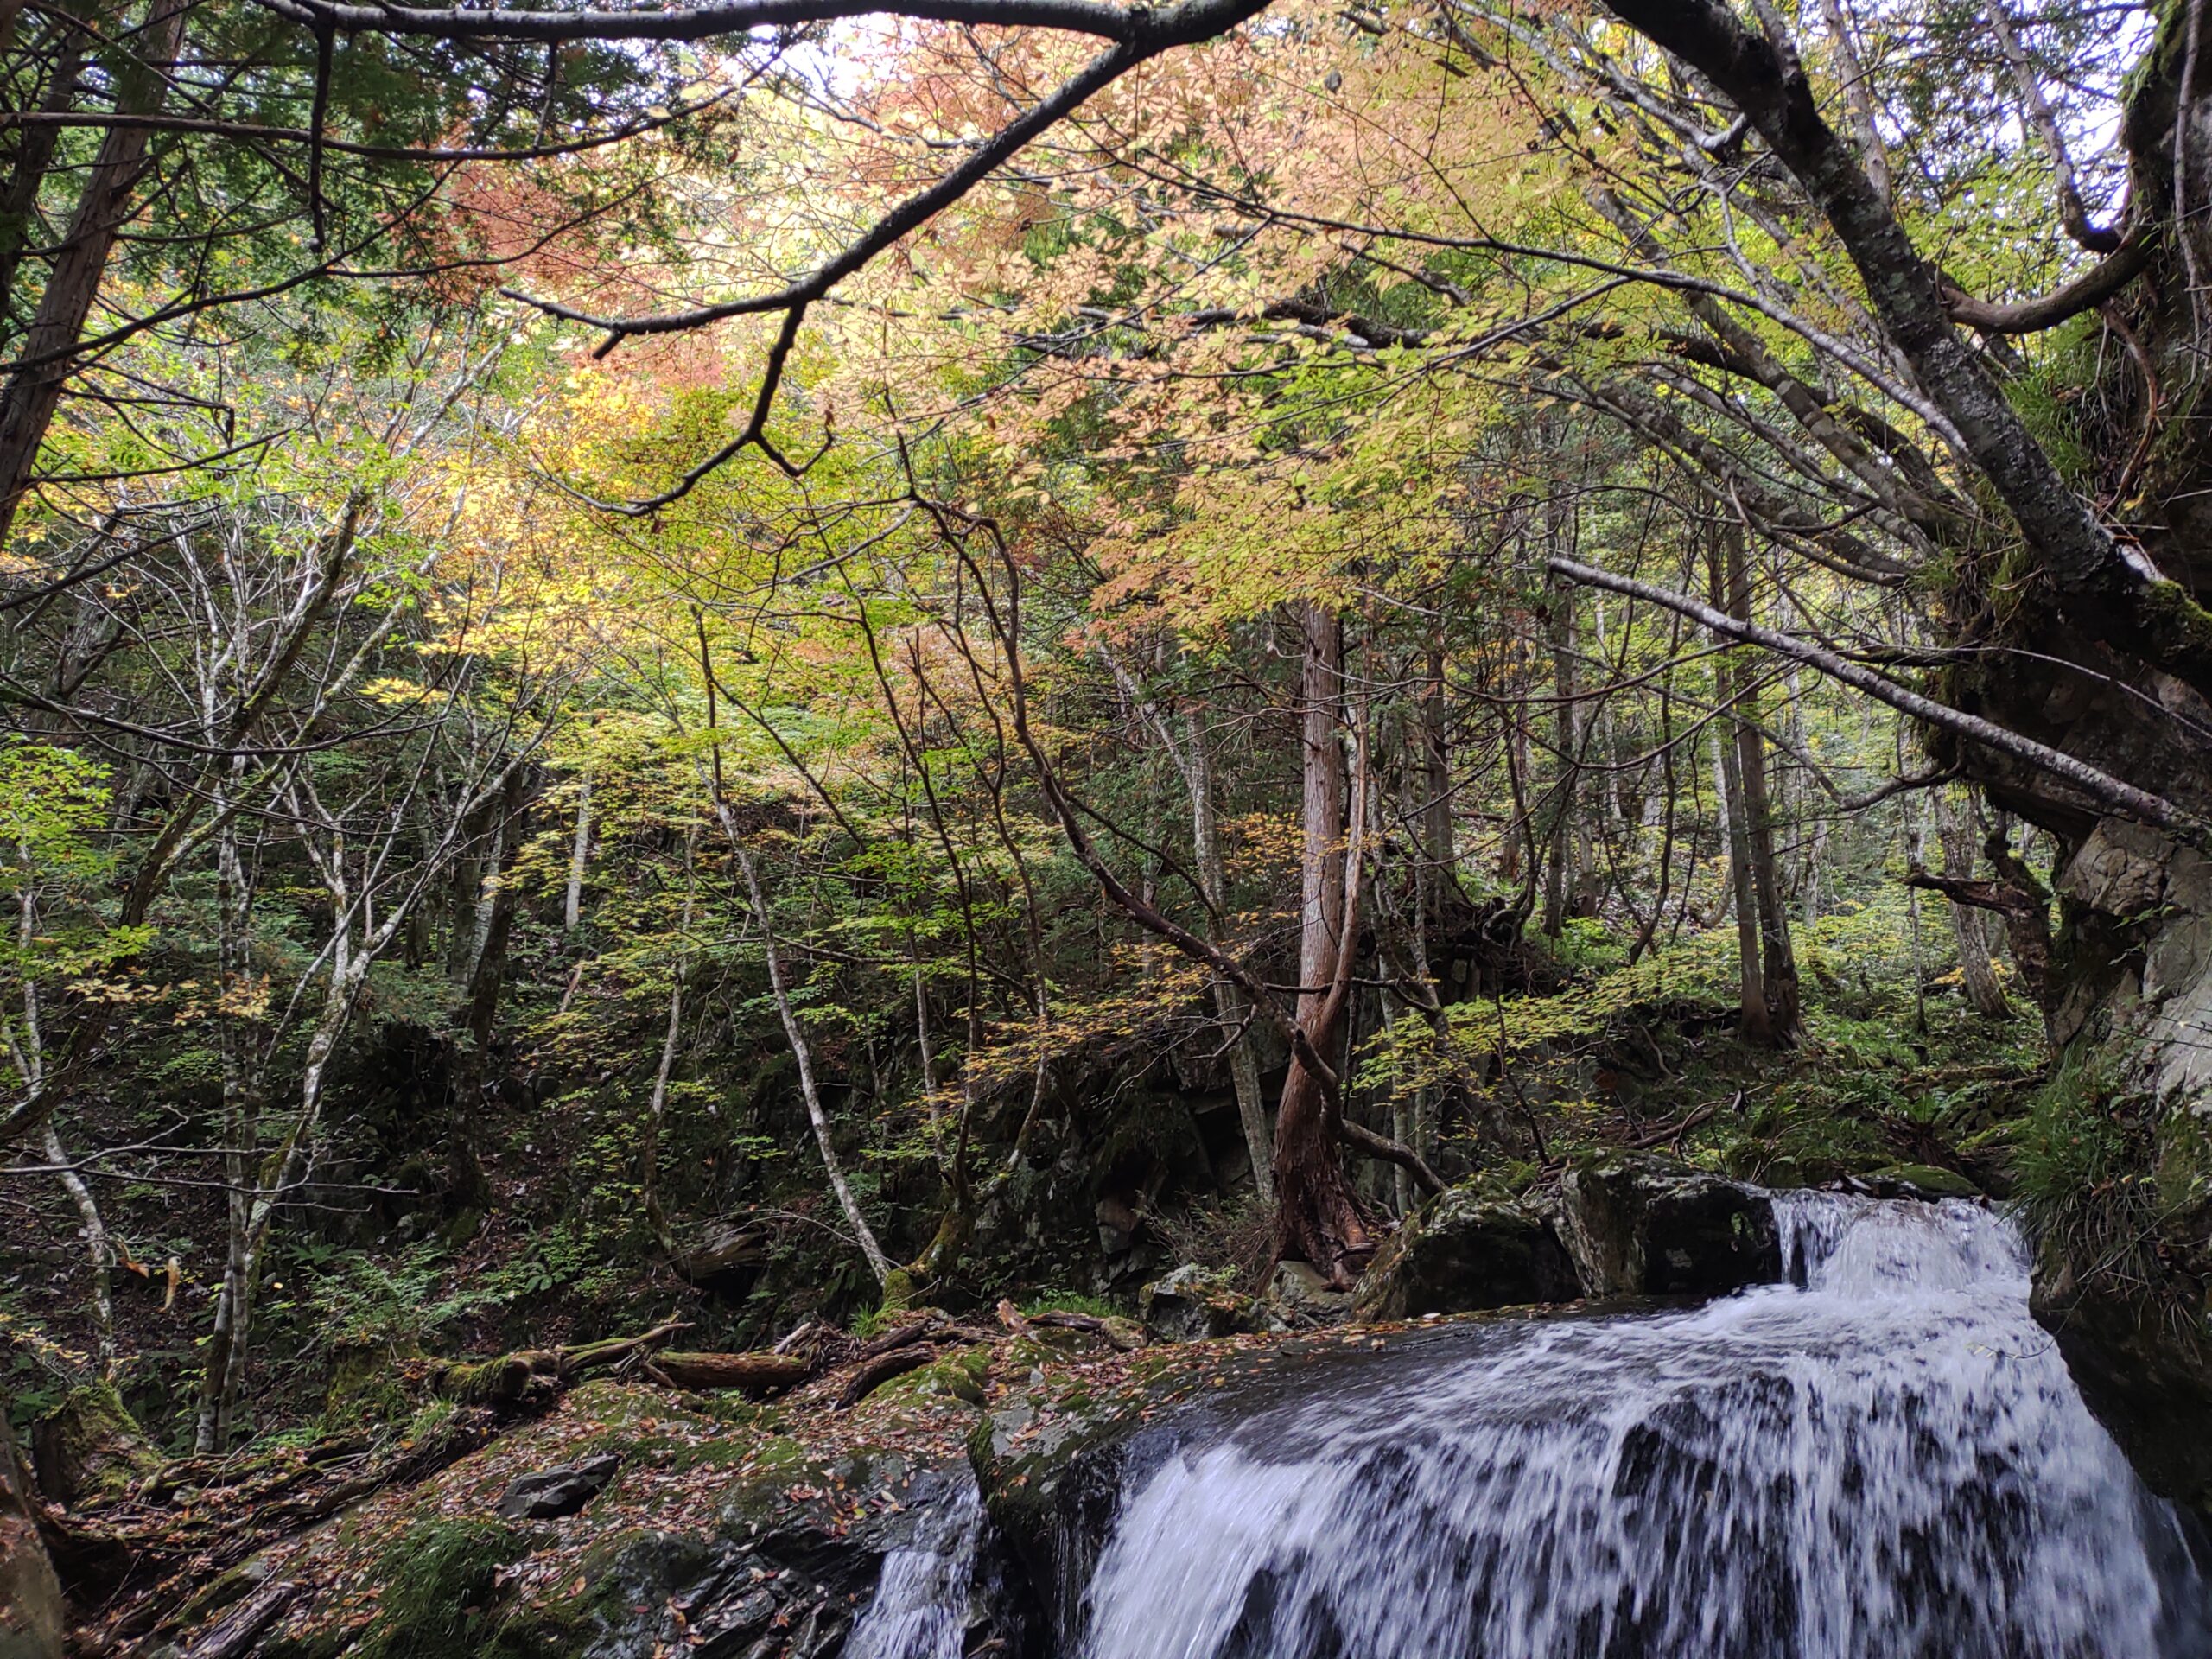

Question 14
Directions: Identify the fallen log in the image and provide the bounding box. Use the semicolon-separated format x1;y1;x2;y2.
645;1351;810;1396
1027;1311;1145;1351
432;1320;693;1408
182;1579;299;1659
836;1345;939;1409
856;1313;947;1359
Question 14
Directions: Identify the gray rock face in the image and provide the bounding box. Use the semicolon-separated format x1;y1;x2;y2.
2038;817;2212;1518
1356;1158;1784;1319
542;1462;1033;1659
1352;1190;1580;1321
1141;1264;1264;1341
495;1452;622;1519
1267;1260;1354;1325
1556;1154;1781;1297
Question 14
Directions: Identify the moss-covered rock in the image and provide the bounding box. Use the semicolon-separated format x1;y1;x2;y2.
325;1340;426;1436
182;1374;1038;1659
29;1381;158;1506
1352;1186;1580;1321
874;1344;992;1406
1140;1264;1267;1341
1859;1163;1983;1200
340;1517;529;1659
1556;1153;1781;1297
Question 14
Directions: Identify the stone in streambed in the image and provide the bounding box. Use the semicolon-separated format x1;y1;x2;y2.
493;1450;622;1519
1556;1153;1780;1297
1352;1186;1580;1320
1857;1163;1983;1201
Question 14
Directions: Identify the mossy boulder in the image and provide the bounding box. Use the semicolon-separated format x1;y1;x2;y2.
1353;1186;1580;1321
325;1340;427;1435
359;1518;529;1659
29;1381;158;1507
969;1356;1192;1646
1141;1264;1267;1341
874;1344;992;1406
1555;1154;1781;1297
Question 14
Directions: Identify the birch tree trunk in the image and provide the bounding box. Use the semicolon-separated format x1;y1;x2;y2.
563;769;593;935
727;829;893;1287
1181;710;1274;1202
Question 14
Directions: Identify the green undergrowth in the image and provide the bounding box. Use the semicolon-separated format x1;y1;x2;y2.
2012;1050;2166;1294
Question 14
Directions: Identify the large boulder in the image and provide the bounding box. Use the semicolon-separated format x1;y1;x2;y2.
29;1382;157;1508
1141;1264;1266;1341
1267;1261;1354;1325
1556;1154;1780;1297
1352;1188;1580;1321
0;1413;62;1659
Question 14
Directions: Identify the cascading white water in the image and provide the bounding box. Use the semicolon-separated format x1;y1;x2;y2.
1077;1195;2210;1659
844;1478;985;1659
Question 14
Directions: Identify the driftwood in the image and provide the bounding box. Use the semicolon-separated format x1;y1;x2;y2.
836;1345;940;1409
1027;1311;1144;1351
1624;1096;1730;1152
182;1579;300;1659
855;1312;994;1361
433;1320;693;1407
856;1315;946;1359
772;1319;823;1355
644;1351;810;1396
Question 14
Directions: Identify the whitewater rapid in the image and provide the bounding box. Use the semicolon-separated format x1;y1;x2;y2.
1077;1195;2209;1658
850;1194;2210;1658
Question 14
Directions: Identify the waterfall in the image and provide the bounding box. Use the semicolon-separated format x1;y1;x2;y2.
844;1477;985;1659
1074;1194;2210;1659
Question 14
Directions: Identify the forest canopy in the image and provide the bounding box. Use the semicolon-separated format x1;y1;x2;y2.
5;0;2210;1532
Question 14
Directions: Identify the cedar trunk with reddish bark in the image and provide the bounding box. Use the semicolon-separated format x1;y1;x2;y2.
1270;603;1375;1283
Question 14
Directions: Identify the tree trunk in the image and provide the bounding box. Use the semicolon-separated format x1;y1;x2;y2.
1270;603;1371;1281
1713;706;1770;1045
563;769;593;935
42;1122;114;1377
1603;0;2212;1514
0;0;188;543
1938;792;2011;1018
1723;528;1802;1039
639;827;697;1254
1541;563;1580;938
0;15;84;327
1421;639;1453;876
451;767;534;1207
728;828;893;1288
1181;709;1274;1201
1710;527;1800;1044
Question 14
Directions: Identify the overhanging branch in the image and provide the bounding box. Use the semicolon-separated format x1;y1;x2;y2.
1548;556;2199;841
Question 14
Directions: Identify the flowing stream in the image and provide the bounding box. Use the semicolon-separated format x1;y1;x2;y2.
857;1194;2212;1658
843;1477;986;1659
